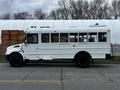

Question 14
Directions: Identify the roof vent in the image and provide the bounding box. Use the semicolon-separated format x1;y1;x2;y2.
95;23;99;26
31;26;37;28
89;23;106;27
40;26;50;28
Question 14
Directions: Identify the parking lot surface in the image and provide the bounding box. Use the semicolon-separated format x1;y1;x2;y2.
0;63;120;90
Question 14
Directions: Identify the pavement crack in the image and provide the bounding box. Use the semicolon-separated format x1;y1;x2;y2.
22;71;35;81
60;67;64;90
108;78;114;82
96;69;114;83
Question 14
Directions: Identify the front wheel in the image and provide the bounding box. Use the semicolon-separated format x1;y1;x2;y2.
8;53;24;67
74;52;91;68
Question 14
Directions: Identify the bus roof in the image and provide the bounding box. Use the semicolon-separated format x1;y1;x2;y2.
26;27;110;33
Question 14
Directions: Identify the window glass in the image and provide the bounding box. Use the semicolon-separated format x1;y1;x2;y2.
98;32;107;42
27;34;38;44
51;33;59;43
79;33;88;42
41;33;49;43
60;33;68;43
69;33;78;42
88;33;97;42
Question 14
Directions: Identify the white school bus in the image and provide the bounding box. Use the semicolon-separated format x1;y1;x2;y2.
5;26;111;67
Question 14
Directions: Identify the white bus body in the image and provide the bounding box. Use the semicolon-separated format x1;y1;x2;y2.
5;26;111;67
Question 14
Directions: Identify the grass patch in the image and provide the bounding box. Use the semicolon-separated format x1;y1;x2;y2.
95;56;120;64
0;55;6;63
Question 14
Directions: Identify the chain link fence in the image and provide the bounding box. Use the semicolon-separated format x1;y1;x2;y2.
111;44;120;56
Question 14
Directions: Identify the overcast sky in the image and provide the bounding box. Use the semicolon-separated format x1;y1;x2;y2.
0;0;59;15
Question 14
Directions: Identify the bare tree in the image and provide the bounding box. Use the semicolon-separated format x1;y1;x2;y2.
49;9;57;19
102;4;111;19
0;13;10;19
88;0;111;19
58;0;70;19
69;0;78;19
82;0;89;19
111;0;120;19
49;0;70;19
49;0;90;19
34;8;46;19
118;0;120;17
89;0;102;19
49;9;61;19
48;0;114;20
111;0;118;19
14;12;32;19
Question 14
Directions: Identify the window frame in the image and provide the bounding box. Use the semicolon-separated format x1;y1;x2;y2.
98;32;107;42
40;31;108;44
41;33;50;43
69;33;79;43
79;33;88;42
60;33;68;43
26;33;38;44
51;33;59;43
88;32;98;42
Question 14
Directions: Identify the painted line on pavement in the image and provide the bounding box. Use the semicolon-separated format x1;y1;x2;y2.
0;80;61;83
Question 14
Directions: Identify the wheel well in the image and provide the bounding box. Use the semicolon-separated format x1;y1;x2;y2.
74;51;92;60
7;52;23;61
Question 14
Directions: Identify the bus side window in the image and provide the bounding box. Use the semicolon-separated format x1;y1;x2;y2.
89;33;97;42
27;34;38;44
79;33;87;42
60;33;68;43
41;33;49;43
51;33;59;43
98;32;107;42
69;33;78;42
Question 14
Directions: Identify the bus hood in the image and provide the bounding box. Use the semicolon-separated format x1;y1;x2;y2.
5;44;23;55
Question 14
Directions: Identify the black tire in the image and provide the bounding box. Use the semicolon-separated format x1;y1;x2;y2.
8;53;24;67
74;52;91;68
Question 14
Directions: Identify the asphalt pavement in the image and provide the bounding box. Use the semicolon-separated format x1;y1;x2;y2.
0;63;120;90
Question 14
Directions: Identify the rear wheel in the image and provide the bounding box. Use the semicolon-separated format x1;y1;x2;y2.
8;53;24;67
74;52;91;68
